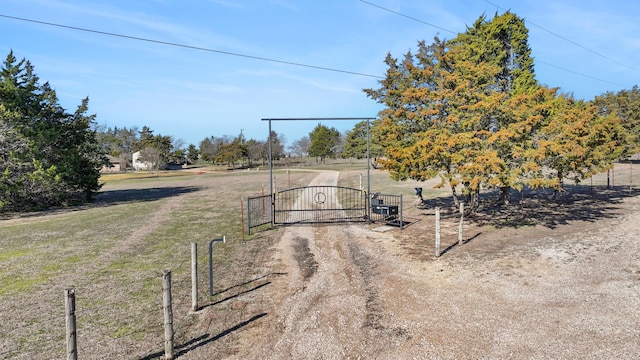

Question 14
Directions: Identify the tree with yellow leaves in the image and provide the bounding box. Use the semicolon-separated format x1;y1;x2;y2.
365;11;629;212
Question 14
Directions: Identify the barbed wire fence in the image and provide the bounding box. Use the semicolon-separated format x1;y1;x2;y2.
58;227;279;360
434;203;466;258
51;174;307;359
55;240;211;359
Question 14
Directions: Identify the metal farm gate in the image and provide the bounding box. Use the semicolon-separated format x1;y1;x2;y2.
246;186;403;234
273;186;367;224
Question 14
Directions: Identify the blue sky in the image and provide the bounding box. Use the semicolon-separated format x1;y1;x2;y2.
2;0;639;148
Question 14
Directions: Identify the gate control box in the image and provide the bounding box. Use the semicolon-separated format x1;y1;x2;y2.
372;204;399;215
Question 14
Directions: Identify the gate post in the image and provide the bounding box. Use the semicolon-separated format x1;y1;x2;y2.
271;192;276;229
399;194;404;229
366;119;371;223
246;197;251;236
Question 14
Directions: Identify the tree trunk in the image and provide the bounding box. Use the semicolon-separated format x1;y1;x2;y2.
553;174;564;201
451;185;460;208
498;186;510;205
465;187;480;214
473;189;480;212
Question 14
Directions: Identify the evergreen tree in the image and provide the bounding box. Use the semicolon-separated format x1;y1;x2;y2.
592;86;640;158
308;123;341;164
342;120;385;161
0;51;107;211
185;144;200;164
365;12;626;212
452;12;539;205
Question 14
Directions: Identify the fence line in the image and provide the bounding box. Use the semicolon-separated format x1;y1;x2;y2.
434;203;465;257
246;194;272;234
59;239;237;359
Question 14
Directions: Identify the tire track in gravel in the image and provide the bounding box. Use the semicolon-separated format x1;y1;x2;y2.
291;236;319;283
234;170;417;359
215;174;640;359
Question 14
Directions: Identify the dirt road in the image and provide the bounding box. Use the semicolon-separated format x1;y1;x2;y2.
187;170;640;359
235;171;415;358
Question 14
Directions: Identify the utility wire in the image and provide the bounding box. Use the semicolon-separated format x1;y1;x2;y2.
536;59;621;86
360;0;623;86
359;0;456;35
483;0;640;74
0;13;384;79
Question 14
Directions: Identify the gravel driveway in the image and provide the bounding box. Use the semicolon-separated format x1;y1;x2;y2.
187;171;640;359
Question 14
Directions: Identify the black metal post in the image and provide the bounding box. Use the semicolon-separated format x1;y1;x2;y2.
366;119;371;223
268;120;274;229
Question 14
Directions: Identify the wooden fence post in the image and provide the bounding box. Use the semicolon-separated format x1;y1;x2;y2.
162;270;174;360
65;288;77;360
435;207;441;257
191;243;198;312
458;202;464;246
613;165;615;187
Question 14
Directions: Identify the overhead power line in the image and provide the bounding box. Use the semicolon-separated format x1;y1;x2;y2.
359;0;456;35
0;13;384;79
483;0;640;74
536;60;621;86
360;0;625;86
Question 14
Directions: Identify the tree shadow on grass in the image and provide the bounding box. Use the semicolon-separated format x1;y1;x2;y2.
95;186;202;205
416;185;638;230
0;186;202;222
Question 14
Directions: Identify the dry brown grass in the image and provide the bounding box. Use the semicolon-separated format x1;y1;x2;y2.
1;161;639;359
0;168;315;359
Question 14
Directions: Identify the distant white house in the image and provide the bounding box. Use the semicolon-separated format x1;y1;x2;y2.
132;151;150;170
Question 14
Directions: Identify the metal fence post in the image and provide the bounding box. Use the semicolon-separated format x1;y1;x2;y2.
191;243;198;312
209;236;226;296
